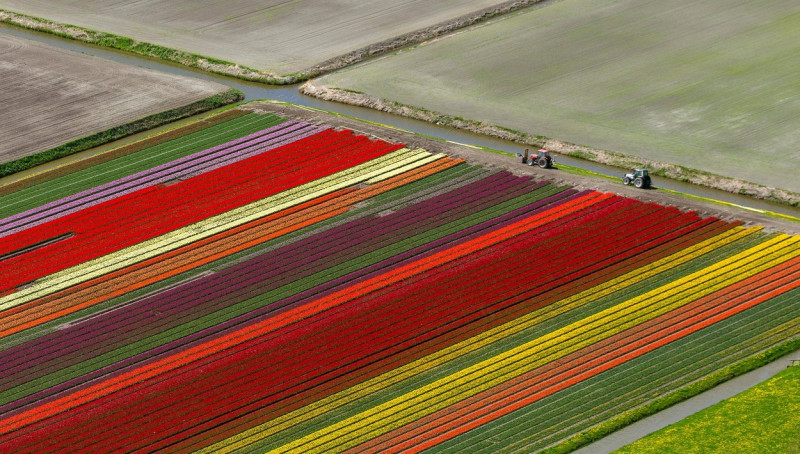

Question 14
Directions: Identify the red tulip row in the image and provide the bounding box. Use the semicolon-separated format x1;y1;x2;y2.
0;119;319;237
0;191;728;452
0;190;604;448
5;109;788;454
0;129;402;293
192;210;735;452
371;252;800;453
0;167;528;395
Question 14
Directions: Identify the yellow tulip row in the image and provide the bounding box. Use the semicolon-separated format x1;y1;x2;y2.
364;153;445;184
201;226;757;452
513;226;760;337
270;234;800;453
561;234;798;352
0;148;439;312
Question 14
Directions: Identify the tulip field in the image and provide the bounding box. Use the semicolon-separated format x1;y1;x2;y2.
1;109;799;452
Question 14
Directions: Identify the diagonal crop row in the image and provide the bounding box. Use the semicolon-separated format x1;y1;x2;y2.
2;110;800;453
0;112;282;218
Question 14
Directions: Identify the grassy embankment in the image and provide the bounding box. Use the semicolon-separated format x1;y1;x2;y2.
541;338;800;454
0;10;279;83
303;0;800;206
0;88;243;179
613;364;800;454
302;83;800;209
0;2;548;85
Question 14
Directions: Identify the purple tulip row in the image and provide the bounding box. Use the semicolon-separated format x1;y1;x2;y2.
0;121;327;238
0;174;575;415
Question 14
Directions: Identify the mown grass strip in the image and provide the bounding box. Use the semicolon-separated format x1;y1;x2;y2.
0;111;281;218
0;88;243;180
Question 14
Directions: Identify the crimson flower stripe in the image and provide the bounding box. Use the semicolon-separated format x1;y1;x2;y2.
1;111;797;453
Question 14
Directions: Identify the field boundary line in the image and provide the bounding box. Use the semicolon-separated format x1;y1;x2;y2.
0;148;430;310
199;227;753;452
0;1;553;84
269;236;799;452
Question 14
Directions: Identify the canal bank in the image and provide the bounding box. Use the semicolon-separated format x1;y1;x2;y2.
2;22;799;219
2;20;800;453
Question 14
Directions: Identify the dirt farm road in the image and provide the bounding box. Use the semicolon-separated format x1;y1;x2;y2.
246;101;800;236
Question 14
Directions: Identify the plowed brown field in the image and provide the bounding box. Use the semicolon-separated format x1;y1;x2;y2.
0;34;229;164
0;0;507;74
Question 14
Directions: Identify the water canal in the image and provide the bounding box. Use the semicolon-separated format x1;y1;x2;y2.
2;21;799;452
2;23;799;218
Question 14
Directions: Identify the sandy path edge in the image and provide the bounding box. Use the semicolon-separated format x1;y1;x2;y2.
243;100;800;235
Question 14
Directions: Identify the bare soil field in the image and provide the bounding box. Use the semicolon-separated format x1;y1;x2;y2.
0;0;518;78
309;0;800;194
244;101;800;236
0;34;229;165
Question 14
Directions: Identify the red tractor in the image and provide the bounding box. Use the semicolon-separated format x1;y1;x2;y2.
520;148;555;168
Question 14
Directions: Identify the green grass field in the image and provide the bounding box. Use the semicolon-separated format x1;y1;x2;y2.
314;0;800;192
615;365;800;453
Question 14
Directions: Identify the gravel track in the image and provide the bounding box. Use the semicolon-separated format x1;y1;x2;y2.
243;102;800;236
